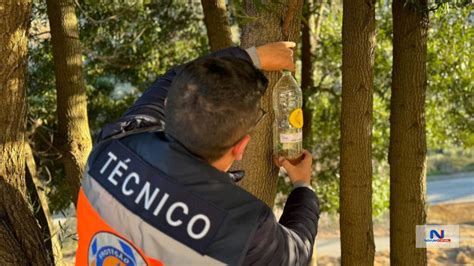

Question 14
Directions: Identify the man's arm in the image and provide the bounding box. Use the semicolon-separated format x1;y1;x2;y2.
243;150;320;265
97;42;296;141
243;187;319;265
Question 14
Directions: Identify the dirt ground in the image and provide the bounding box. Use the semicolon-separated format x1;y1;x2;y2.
318;246;474;266
318;202;474;265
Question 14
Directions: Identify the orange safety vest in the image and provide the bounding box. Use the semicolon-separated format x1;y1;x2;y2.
76;188;164;266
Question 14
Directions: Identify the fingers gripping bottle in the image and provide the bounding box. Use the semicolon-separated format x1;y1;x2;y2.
273;70;303;161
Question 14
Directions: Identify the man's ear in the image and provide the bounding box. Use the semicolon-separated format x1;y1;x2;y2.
231;135;251;161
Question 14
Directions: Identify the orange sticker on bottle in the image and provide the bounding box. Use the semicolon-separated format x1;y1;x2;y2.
289;108;303;129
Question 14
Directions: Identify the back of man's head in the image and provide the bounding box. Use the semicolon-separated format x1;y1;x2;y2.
165;57;268;162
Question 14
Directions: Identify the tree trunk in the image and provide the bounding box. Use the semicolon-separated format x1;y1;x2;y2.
389;1;428;264
301;0;313;146
339;0;376;264
25;145;64;265
47;0;92;205
201;0;233;52
301;0;324;146
235;0;303;207
0;0;51;264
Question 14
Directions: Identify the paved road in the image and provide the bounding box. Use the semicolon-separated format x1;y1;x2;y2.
427;174;474;205
318;174;474;257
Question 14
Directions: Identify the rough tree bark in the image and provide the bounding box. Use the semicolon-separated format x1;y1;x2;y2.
301;0;324;146
234;0;303;207
201;0;233;51
46;0;92;205
25;145;64;265
339;0;376;264
301;0;313;146
389;0;429;264
0;0;51;264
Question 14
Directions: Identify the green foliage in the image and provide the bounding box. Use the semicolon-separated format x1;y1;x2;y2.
372;171;390;217
78;0;208;87
405;0;472;13
426;6;473;148
299;2;342;214
28;0;209;212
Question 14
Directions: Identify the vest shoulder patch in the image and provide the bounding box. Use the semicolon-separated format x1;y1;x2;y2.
88;140;227;254
89;231;149;266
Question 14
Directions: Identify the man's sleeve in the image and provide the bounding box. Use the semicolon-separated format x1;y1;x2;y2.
242;187;320;266
97;47;256;141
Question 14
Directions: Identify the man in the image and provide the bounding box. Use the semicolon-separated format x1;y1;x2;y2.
76;42;320;266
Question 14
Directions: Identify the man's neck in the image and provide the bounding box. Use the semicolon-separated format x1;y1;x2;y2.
210;157;232;173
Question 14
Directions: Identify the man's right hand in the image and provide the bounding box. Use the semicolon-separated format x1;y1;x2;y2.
275;150;313;186
256;42;296;72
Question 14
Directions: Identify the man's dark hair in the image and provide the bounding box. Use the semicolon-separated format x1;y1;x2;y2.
165;57;268;162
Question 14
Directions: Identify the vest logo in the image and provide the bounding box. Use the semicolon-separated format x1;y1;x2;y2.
89;232;147;266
